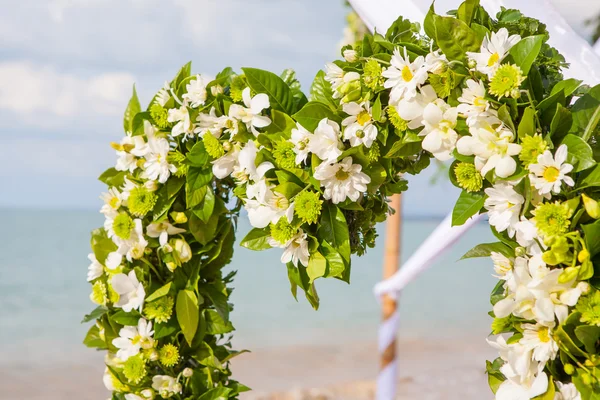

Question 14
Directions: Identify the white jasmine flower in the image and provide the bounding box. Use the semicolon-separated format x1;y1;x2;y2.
520;322;558;363
528;269;588;324
244;172;294;229
112;318;154;361
496;362;548;400
491;252;513;279
100;187;123;216
457;79;492;125
555;383;581;400
152;375;181;397
515;216;540;250
194;107;231;138
342;101;378;148
105;252;123;270
228;87;271;135
484;183;524;238
182;74;208;108
147;221;186;247
87;253;104;281
269;229;310;267
493;257;536;320
424;50;447;74
382;47;428;103
111;270;145;312
395;85;438;128
142;136;177;184
115;133;148;173
212;144;240;179
529;145;575;196
308;118;343;162
290;123;312;165
466;28;521;78
419;100;459;161
343;49;358;62
314;156;371;204
167;105;193;138
234;140;274;185
324;63;360;98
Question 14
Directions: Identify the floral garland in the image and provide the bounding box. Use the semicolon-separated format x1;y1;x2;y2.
83;1;600;399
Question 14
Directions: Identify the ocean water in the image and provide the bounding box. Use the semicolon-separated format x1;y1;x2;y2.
0;208;496;368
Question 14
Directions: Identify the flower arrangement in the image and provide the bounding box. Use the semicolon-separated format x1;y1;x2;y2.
83;0;600;398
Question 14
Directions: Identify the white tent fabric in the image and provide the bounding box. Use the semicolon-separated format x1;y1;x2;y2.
595;39;600;56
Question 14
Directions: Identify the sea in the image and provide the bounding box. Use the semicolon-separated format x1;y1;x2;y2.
0;208;496;369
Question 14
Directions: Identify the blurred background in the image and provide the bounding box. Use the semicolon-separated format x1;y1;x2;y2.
1;1;600;399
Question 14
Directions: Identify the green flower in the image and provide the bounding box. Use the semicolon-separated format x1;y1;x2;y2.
144;296;174;323
519;134;548;166
272;141;297;170
128;187;157;217
123;354;147;384
167;151;188;177
159;344;180;367
491;316;511;334
113;212;135;239
203;131;225;159
454;162;483;192
577;290;600;326
489;64;525;99
363;59;384;90
270;218;296;245
107;283;120;304
294;191;323;225
230;75;248;102
150;103;170;129
90;281;108;305
533;201;572;238
542;235;571;266
387;106;408;133
367;141;380;163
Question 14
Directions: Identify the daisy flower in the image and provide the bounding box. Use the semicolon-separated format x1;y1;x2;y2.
382;47;428;103
314;156;371;204
342;101;378;148
112;318;154;361
466;28;521;78
528;144;575;196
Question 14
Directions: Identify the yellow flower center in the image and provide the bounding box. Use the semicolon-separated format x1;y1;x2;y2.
131;335;142;345
537;326;551;343
357;110;372;126
543;166;560;182
109;196;120;209
474;97;487;107
335;167;350;181
401;65;413;82
487;52;500;67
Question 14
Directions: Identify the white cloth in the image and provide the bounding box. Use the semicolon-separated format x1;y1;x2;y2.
595;39;600;56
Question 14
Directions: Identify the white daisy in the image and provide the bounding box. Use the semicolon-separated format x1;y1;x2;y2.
87;253;104;281
182;74;208;108
457;79;492;125
314;156;371;204
112;318;154;361
382;47;428;103
529;145;575;196
520;322;558;363
466;28;521;78
419;100;459;161
308;118;343;163
111;270;145;312
342;101;378;148
484;183;524;238
290;123;312;165
100;187;123;216
228;87;271;135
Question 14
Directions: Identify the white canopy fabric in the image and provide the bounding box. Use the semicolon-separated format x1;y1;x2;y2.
595;39;600;55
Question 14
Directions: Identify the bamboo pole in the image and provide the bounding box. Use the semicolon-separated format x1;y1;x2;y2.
381;193;402;371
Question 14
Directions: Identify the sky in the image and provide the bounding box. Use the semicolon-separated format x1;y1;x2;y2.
1;0;599;217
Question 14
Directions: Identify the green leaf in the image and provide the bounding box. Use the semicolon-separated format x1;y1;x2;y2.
452;190;484;226
90;228;117;265
171;61;192;92
193;187;216;223
123;85;141;133
508;35;544;75
197;387;232;400
318;203;351;265
310;70;337;111
274;182;303;199
457;0;480;25
517;107;536;139
569;84;600;141
176;289;200;346
81;306;108;323
497;105;515;133
153;177;185;221
131;112;152;136
561;134;596;172
265;109;297;139
574;325;600;353
186;167;212;208
83;325;107;349
550;78;582;97
98;168;126;187
240;228;272;251
320;241;347;282
582;220;600;257
423;5;438;45
205;309;234;335
293;101;340;132
461;242;514;259
189;213;219;245
372;95;382;122
187;141;210;167
307;251;327;282
111;310;141;326
555;324;588;358
550;103;573;139
154;319;179;339
431;15;481;62
242;67;294;114
195;342;224;370
145;282;172;303
201;284;229;322
579;164;600;189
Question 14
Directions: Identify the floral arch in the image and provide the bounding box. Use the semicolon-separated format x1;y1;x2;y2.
83;1;600;399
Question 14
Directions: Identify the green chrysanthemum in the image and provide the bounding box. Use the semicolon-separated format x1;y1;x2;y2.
491;316;511;335
577;291;600;326
454;162;483;192
113;212;135;239
123;354;147;384
519;134;548;166
273;141;297;170
144;296;174;323
363;59;384;90
489;64;525;99
150;103;170;129
203;131;225;159
159;344;180;367
128;187;157;217
294;191;323;225
533;201;572;238
90;281;108;305
270;218;296;245
230;75;248;102
367;141;380;163
107;283;120;304
387;106;408;133
167;151;189;177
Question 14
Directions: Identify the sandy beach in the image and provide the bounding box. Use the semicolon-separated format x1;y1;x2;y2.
0;337;496;400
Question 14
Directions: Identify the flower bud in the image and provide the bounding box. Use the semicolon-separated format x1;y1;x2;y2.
144;180;159;192
149;350;159;362
183;367;193;377
222;141;232;152
582;193;600;219
468;59;477;69
171;211;188;224
211;84;224;96
174;239;192;264
510;88;521;99
141;389;154;399
341;88;362;103
564;363;575;375
558;266;579;284
515;247;527;257
343;49;358;62
578;248;590;263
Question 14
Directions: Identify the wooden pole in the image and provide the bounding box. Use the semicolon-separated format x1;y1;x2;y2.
381;193;402;371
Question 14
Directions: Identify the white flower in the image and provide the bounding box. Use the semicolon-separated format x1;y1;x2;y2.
112;318;154;361
155;81;170;106
103;368;117;391
484;183;524;238
234;140;274;184
308;118;343;162
194;107;231;138
529;145;575;196
515;216;540;250
290;123;312;165
555;383;581;400
212;145;240;179
112;219;148;262
520;322;558;363
424;50;447;74
342;101;378;148
111;270;145;312
466;28;521;78
182;74;208;108
324;63;360;98
100;187;123;216
142;137;177;183
105;252;123;270
167;105;193;138
343;49;358;62
228;87;271;135
382;47;428;103
125;395;144;400
314;156;371;204
152;375;181;397
419;100;458;161
395;85;438;128
147;221;186;247
115;133;148;173
493;257;536;320
87;253;104;281
457;79;492;125
282;230;310;267
491;252;513;279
